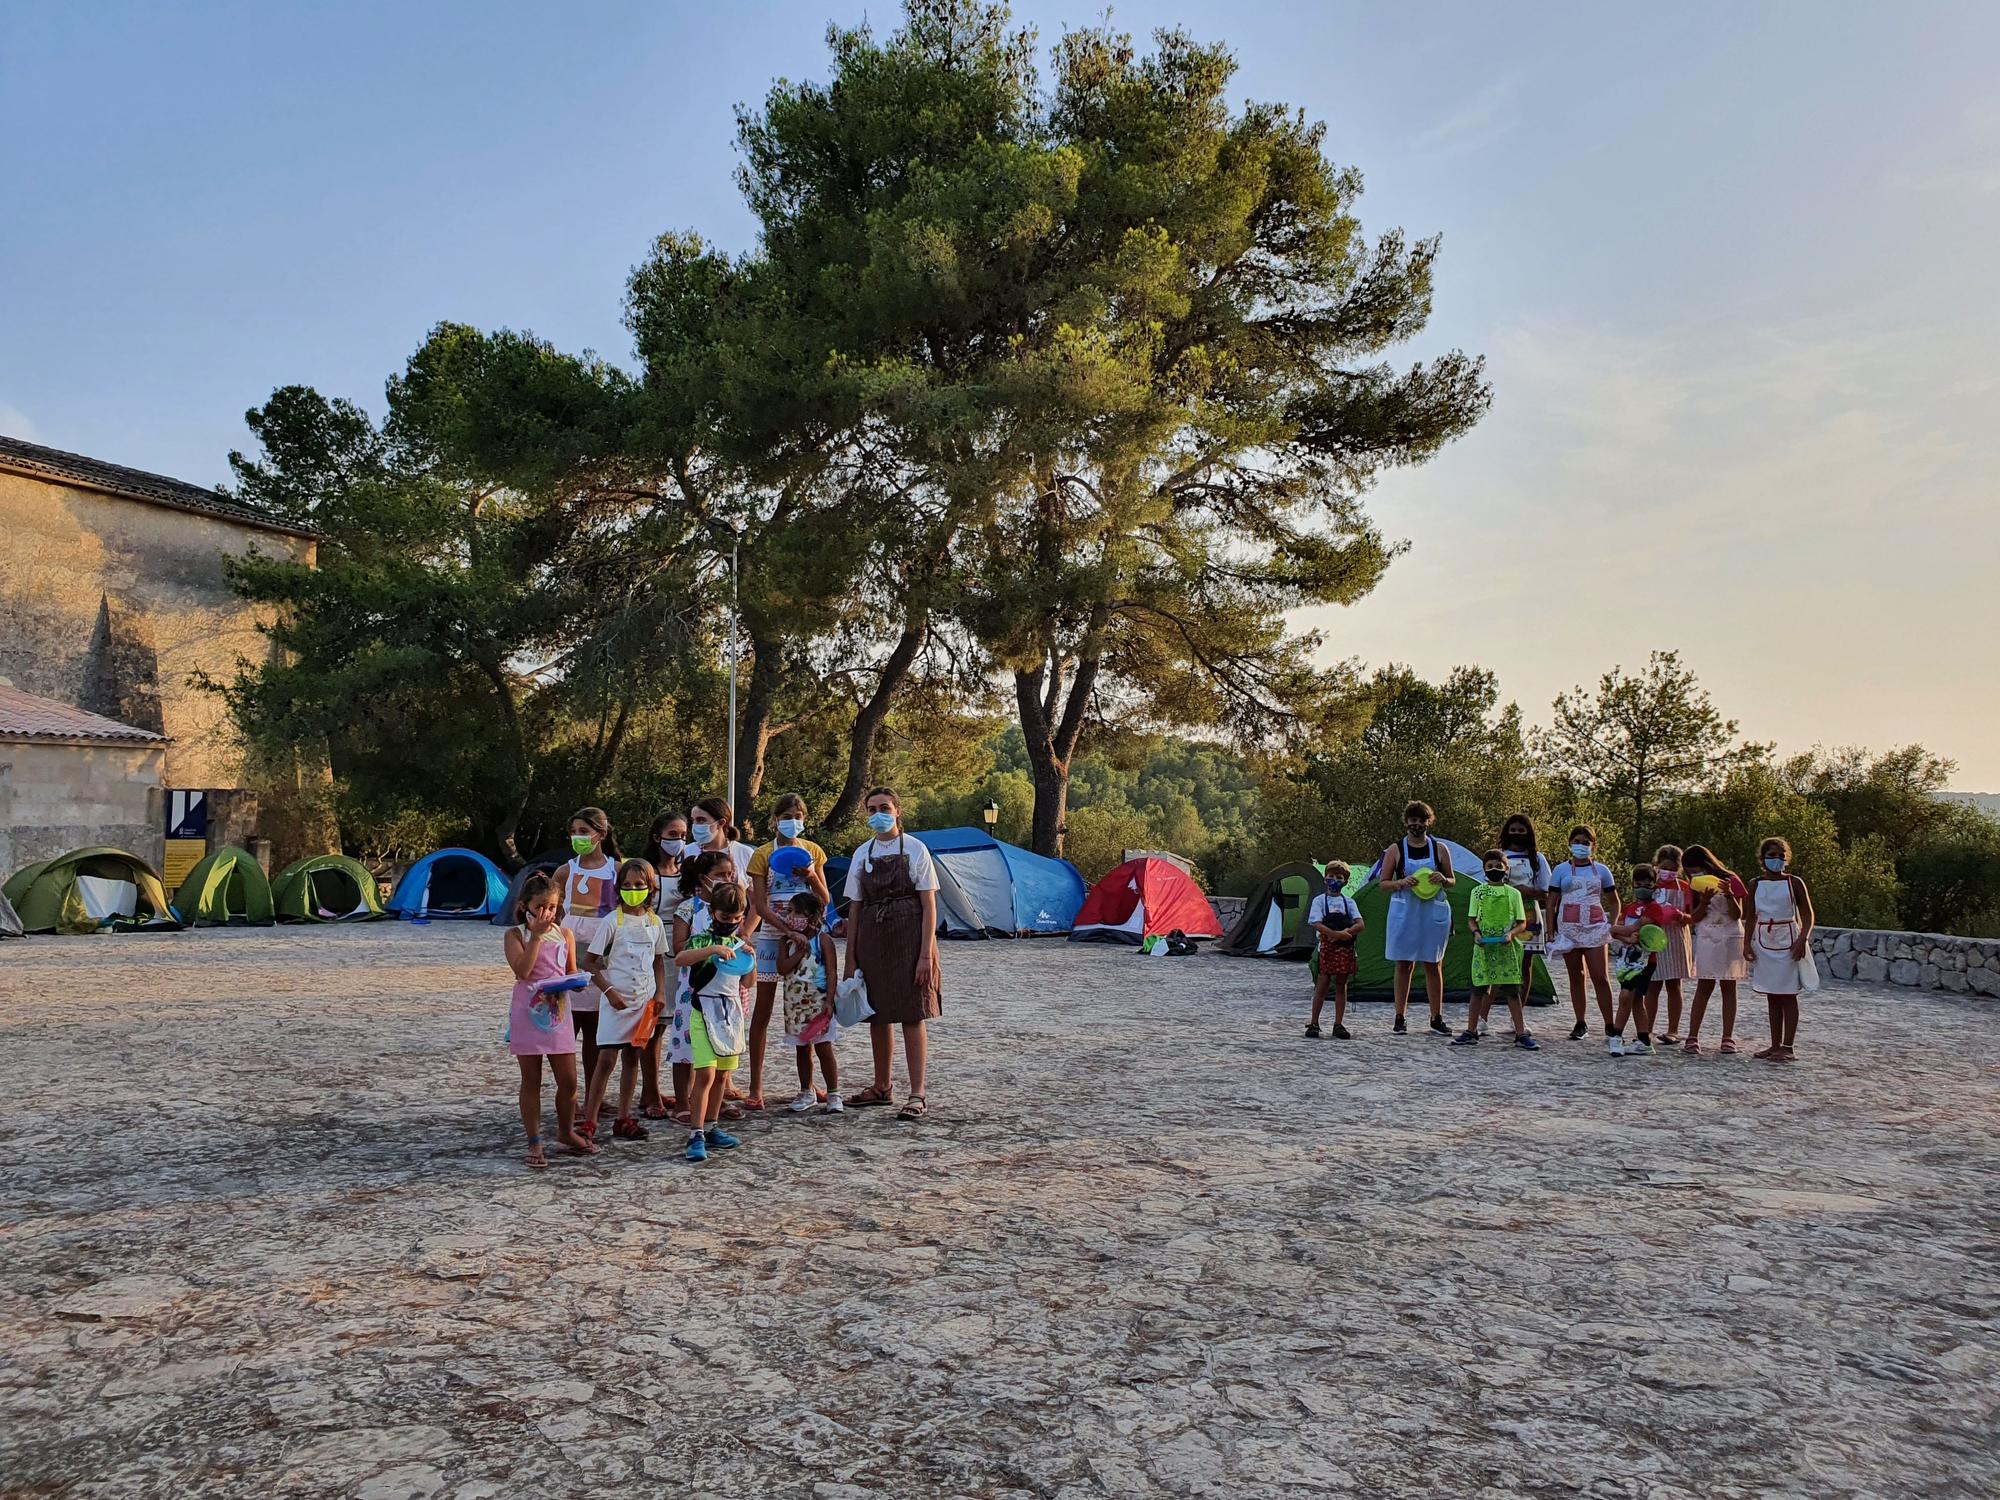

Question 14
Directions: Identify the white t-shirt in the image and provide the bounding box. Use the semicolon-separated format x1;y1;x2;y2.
1308;892;1360;929
587;909;668;1005
1502;851;1553;893
728;840;755;885
844;835;939;899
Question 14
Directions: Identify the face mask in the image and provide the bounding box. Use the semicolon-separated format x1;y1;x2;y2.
658;837;685;858
1485;867;1506;881
1764;856;1787;873
1570;843;1592;861
868;811;897;836
619;887;648;908
777;818;804;839
1406;824;1428;838
1633;886;1655;902
1504;833;1527;849
570;834;594;855
712;918;739;935
691;821;714;845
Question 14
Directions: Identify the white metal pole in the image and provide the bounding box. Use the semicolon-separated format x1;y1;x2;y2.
726;532;739;821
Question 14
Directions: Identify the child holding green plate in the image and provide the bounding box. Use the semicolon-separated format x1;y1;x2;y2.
1605;864;1687;1056
1453;850;1538;1049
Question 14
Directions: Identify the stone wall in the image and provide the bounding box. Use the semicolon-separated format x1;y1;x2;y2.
0;469;314;792
0;740;166;872
1812;927;2000;998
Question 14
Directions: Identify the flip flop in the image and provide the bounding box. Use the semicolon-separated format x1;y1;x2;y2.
524;1138;547;1170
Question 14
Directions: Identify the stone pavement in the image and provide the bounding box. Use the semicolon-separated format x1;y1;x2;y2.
2;924;1996;1499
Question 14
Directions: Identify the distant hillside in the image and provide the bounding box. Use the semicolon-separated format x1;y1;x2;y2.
1941;792;2000;819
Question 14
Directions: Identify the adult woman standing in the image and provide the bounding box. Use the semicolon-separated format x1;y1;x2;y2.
636;809;690;1118
842;787;941;1119
1379;801;1455;1036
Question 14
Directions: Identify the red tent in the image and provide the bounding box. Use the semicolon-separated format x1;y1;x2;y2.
1068;857;1220;946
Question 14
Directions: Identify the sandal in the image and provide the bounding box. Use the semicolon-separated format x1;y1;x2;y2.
896;1095;928;1121
1681;1037;1701;1054
850;1085;894;1107
719;1102;747;1121
612;1117;649;1140
574;1118;598;1142
524;1137;547;1170
641;1103;672;1121
742;1096;767;1112
1719;1037;1739;1054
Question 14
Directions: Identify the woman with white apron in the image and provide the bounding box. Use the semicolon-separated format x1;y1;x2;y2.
1546;825;1616;1040
1749;837;1815;1063
1380;801;1453;1036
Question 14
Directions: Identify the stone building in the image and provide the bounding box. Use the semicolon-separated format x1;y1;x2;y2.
0;435;324;875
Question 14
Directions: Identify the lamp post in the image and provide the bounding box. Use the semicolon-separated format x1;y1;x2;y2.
726;528;739;820
983;799;999;834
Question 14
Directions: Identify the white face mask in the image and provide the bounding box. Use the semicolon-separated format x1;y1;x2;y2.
692;821;715;845
658;837;686;858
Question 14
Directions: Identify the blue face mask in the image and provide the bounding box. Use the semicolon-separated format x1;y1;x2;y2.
1570;843;1592;861
777;818;804;839
867;811;897;836
1764;856;1787;873
1633;886;1655;903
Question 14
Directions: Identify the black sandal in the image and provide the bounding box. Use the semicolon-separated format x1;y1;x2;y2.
896;1096;927;1121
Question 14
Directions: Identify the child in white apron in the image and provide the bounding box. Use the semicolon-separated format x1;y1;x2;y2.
1545;825;1617;1040
1749;837;1816;1062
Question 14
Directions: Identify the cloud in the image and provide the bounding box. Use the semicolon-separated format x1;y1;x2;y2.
0;402;37;443
1411;75;1522;157
1885;165;2000;196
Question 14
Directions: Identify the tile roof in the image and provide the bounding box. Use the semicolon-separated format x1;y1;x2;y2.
0;682;168;745
0;433;317;539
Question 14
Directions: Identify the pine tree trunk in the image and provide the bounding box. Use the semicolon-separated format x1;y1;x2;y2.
826;612;926;830
734;632;785;814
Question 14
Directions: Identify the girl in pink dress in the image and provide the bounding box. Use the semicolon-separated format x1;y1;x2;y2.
504;872;598;1168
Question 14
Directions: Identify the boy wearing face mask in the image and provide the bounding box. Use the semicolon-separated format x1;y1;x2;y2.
1305;861;1364;1039
1606;864;1686;1056
1455;850;1538;1048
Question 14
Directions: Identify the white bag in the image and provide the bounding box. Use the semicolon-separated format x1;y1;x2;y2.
1798;947;1822;994
834;973;875;1027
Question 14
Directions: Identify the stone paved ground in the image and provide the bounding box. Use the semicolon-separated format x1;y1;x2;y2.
3;924;1997;1500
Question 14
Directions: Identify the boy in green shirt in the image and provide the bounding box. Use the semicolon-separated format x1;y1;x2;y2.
1454;848;1539;1049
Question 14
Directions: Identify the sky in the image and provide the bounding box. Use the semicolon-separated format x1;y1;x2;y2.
4;1;1997;784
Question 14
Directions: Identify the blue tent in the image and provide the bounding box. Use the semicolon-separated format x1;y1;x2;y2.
387;847;510;920
825;828;1085;938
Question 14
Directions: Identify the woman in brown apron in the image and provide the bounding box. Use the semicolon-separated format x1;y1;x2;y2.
843;788;941;1119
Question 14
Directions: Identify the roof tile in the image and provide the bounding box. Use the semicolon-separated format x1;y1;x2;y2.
0;682;169;744
0;433;316;539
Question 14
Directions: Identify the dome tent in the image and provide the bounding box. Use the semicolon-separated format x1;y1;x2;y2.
0;889;24;939
3;847;181;935
1070;857;1220;946
491;850;570;927
388;848;510;920
828;829;1086;938
271;853;386;922
171;846;275;927
1217;860;1325;958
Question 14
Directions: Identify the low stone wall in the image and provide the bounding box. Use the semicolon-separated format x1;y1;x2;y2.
1813;927;2000;997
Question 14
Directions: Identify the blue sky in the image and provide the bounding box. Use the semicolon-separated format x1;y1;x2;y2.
4;1;1997;783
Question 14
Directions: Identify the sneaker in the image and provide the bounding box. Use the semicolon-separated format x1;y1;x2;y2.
1628;1039;1653;1056
1305;1022;1322;1039
704;1128;741;1150
787;1090;817;1113
1449;1030;1479;1046
1392;1015;1408;1034
1568;1021;1589;1041
1514;1033;1540;1051
825;1092;845;1114
685;1133;708;1162
1429;1017;1452;1036
1330;1023;1351;1041
1607;1036;1625;1057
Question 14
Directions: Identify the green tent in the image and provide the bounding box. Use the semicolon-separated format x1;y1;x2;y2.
270;853;385;922
2;847;181;935
1218;860;1324;958
171;846;275;927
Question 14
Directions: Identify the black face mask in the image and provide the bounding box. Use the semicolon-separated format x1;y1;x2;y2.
1504;833;1527;849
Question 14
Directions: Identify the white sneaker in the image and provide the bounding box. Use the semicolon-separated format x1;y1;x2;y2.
824;1092;844;1114
1607;1036;1625;1057
1628;1039;1653;1056
787;1090;817;1113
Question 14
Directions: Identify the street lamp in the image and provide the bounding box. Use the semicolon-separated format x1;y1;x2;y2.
983;799;999;833
726;527;739;820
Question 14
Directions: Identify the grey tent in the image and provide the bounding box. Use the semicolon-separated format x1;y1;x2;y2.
491;851;569;927
0;889;22;939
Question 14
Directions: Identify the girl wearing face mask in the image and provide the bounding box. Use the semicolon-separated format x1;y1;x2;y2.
746;794;832;1110
1378;800;1455;1036
1746;836;1815;1062
1497;815;1552;951
1544;824;1618;1040
1647;844;1696;1043
580;859;670;1139
636;812;690;1118
1681;844;1747;1053
666;851;738;1123
560;806;623;1122
843;787;942;1119
692;796;758;1104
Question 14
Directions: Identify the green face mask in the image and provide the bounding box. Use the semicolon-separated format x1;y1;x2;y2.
619;887;648;908
571;834;594;855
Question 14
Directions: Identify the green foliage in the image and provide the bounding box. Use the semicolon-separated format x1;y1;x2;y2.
1894;804;2000;937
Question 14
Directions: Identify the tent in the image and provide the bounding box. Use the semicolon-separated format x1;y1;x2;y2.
1223;840;1553;1002
824;829;1086;938
1070;857;1221;946
492;850;570;927
271;853;386;923
387;847;510;920
0;890;23;939
170;846;275;927
2;847;181;935
1218;860;1326;959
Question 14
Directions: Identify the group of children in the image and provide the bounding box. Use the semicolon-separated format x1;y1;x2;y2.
503;795;846;1169
1305;806;1818;1062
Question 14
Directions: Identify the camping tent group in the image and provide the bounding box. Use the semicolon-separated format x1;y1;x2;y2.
825;828;1086;938
1220;837;1556;1001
